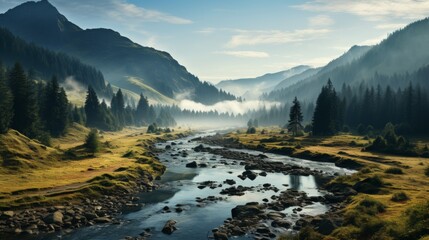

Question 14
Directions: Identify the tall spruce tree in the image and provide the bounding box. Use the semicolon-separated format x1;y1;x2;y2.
8;63;39;137
84;86;100;128
111;89;125;127
0;64;13;133
42;77;69;136
135;93;149;126
287;97;303;136
312;79;341;136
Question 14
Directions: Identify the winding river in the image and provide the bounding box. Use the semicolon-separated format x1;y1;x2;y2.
28;131;354;240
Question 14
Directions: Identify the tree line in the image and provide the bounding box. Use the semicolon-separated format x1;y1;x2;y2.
0;63;177;144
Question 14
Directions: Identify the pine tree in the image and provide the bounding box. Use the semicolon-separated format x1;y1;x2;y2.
42;77;69;136
312;79;340;136
84;86;100;128
8;63;39;137
287;97;303;136
85;128;100;154
0;64;13;133
135;93;149;126
111;89;125;127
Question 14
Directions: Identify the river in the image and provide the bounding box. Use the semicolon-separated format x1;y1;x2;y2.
24;131;354;240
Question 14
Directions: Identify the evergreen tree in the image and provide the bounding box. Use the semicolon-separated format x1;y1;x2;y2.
287;97;303;136
111;89;125;127
85;128;100;154
8;63;39;137
312;79;341;136
42;77;69;136
0;64;13;133
84;86;100;128
135;93;149;126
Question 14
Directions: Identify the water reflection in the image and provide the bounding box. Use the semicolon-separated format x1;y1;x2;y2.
289;175;301;190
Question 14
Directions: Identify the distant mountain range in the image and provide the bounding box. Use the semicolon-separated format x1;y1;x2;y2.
0;0;235;104
216;65;310;100
265;18;429;102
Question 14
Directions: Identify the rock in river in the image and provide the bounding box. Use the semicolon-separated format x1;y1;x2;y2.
185;161;197;168
162;219;177;234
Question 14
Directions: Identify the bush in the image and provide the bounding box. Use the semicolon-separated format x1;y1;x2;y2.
357;198;386;215
246;127;256;134
357;124;366;135
147;123;159;133
384;167;403;174
391;191;409;202
404;201;429;239
85;129;100;154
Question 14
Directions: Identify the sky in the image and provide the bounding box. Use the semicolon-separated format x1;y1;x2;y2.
0;0;428;84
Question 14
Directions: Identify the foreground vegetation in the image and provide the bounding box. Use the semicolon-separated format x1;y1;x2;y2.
224;128;429;240
0;123;188;209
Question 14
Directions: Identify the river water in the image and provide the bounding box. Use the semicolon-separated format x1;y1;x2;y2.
24;131;354;240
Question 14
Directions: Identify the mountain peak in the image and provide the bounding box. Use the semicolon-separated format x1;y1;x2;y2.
0;0;82;46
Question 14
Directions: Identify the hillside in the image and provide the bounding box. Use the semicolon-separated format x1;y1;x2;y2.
266;18;429;102
0;28;110;96
216;65;310;99
0;0;235;104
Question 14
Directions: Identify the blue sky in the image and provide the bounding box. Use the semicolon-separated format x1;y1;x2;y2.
1;0;428;83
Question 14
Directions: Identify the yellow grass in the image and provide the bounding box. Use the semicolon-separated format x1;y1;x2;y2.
227;128;429;223
0;124;189;208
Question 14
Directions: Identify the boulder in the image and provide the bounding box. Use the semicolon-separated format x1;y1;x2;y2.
162;219;177;234
214;231;228;240
94;217;112;223
0;210;15;220
44;211;63;225
231;203;263;219
185;161;197;168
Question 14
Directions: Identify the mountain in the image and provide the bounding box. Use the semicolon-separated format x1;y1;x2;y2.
273;45;371;91
216;65;311;99
0;27;110;96
265;45;376;102
267;18;429;103
0;0;235;105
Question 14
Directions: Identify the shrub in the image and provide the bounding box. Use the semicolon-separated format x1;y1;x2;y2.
384;167;403;174
147;123;159;133
357;198;386;215
404;201;429;239
391;191;409;202
85;129;100;154
357;124;366;135
246;127;256;134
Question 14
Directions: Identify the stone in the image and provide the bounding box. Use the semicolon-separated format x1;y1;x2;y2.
231;204;263;219
0;210;14;220
94;217;111;223
162;220;177;234
44;211;63;225
214;231;228;240
185;161;197;168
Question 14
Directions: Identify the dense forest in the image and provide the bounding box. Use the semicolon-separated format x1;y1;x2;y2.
0;28;111;97
0;63;178;144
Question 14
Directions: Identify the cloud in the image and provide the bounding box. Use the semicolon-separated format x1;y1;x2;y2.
308;15;334;27
226;28;331;48
47;0;191;25
360;34;388;45
295;0;429;22
106;0;192;24
375;23;407;30
216;51;269;58
179;99;280;115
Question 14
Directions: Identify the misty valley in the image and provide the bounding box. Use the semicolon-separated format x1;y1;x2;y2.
0;1;429;240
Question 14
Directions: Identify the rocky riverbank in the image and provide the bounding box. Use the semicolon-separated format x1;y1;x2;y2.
190;137;358;239
0;170;159;238
198;134;363;170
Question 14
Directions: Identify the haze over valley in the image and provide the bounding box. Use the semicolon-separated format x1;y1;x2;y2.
1;1;429;240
